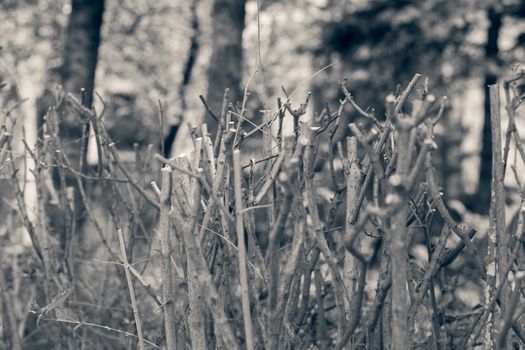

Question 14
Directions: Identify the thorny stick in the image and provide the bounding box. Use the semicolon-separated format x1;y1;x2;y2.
342;136;362;331
233;149;255;350
158;166;177;350
173;175;240;350
489;84;509;349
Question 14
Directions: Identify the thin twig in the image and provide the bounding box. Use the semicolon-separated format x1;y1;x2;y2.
233;149;254;350
117;229;145;350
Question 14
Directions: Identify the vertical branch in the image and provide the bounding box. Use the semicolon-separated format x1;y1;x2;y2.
263;107;275;229
314;268;327;348
274;218;305;348
481;86;497;349
485;84;506;349
489;83;507;291
267;178;294;350
302;125;349;323
117;229;144;350
355;230;391;348
267;137;306;349
233;149;254;350
159;166;177;350
343;136;361;322
172;171;239;349
391;111;411;350
198;138;226;243
183;164;206;350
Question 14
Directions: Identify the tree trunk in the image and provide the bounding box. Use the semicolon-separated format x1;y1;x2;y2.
165;0;200;157
60;0;104;135
62;0;104;103
38;0;104;260
476;7;501;214
205;0;246;135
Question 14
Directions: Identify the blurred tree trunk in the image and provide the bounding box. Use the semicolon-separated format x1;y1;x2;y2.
62;0;105;104
205;0;246;135
36;0;104;262
165;0;200;157
37;0;104;158
60;0;104;142
476;6;501;214
22;1;105;341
